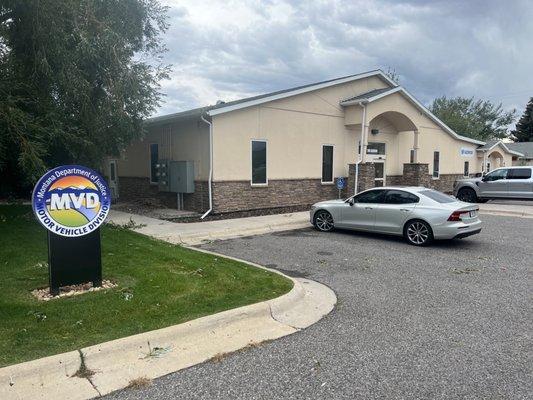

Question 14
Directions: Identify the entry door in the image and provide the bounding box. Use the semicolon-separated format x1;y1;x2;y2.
374;161;385;187
108;160;119;201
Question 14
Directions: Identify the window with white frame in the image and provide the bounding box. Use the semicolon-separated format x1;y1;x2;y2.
251;140;267;185
432;151;440;178
322;145;334;183
149;143;159;184
366;142;385;155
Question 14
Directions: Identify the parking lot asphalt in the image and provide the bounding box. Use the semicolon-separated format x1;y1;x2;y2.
106;214;532;400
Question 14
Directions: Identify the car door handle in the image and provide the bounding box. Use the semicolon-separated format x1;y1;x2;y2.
400;208;411;212
365;207;373;210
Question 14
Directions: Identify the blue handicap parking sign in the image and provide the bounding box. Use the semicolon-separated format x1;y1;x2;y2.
336;177;346;190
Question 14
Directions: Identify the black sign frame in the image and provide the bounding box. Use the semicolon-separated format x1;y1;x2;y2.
47;228;102;295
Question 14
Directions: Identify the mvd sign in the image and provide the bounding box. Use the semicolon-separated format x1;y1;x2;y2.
460;148;475;157
32;165;111;237
31;164;110;294
50;192;100;210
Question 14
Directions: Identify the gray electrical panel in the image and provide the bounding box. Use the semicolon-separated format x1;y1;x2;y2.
169;161;195;193
156;160;194;193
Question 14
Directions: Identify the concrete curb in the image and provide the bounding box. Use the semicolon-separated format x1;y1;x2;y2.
0;251;336;400
479;210;533;219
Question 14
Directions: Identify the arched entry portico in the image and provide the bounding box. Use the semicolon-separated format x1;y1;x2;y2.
486;150;505;172
348;108;420;192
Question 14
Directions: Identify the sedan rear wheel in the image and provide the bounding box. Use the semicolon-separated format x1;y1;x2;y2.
405;220;433;246
314;210;334;232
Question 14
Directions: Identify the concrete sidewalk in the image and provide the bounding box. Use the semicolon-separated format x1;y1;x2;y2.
108;210;311;245
108;200;533;245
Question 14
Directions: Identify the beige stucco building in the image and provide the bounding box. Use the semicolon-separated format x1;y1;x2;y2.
109;70;524;215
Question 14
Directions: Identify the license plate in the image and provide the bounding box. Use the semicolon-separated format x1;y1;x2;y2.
469;210;477;218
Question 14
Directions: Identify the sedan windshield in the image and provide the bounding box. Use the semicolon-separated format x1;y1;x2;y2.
420;189;456;203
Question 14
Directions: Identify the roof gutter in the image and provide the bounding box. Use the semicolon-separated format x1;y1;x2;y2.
200;115;213;219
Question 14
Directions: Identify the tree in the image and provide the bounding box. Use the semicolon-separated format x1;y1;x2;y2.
0;0;169;196
385;66;400;85
512;98;533;142
429;96;516;141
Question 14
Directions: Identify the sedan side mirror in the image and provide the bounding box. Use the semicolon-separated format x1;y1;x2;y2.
348;198;355;206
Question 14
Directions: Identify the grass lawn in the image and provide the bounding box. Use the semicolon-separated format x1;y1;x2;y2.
0;205;293;367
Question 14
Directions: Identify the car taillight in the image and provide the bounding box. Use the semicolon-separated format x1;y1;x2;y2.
448;207;479;221
448;211;468;221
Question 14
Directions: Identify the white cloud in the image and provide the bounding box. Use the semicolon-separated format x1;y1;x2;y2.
155;0;533;117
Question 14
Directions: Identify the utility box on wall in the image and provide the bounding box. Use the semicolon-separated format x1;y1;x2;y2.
157;159;170;192
169;161;195;193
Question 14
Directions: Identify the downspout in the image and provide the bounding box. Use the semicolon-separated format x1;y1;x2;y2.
200;114;213;219
354;102;368;195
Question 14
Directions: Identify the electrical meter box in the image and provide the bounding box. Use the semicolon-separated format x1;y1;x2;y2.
169;161;195;193
156;160;170;192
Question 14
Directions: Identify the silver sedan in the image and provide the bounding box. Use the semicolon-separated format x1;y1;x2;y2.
310;187;482;246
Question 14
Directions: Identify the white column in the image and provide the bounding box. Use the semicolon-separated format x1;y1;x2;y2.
413;129;419;163
361;115;369;163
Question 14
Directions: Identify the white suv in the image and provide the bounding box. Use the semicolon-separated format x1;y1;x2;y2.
453;166;533;202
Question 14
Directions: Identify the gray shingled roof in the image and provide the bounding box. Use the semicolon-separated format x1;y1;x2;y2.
476;139;499;151
507;142;533;158
146;70;386;125
340;87;398;103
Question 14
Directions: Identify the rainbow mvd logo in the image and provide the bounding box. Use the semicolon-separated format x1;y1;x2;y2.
32;165;111;237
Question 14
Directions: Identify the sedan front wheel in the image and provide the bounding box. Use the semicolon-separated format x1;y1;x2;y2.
404;220;433;246
314;210;334;232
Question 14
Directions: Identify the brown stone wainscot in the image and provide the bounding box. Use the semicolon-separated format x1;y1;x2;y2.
118;177;209;212
212;179;347;214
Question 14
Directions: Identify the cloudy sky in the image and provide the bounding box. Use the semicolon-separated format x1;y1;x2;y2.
156;0;533;119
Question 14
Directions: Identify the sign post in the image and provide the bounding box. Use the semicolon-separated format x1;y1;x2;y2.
336;177;346;199
32;165;111;295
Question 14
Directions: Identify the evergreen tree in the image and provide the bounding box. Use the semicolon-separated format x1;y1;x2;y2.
512;98;533;142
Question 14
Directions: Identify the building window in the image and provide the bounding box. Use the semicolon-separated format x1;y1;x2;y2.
410;149;415;163
366;142;386;155
251;140;267;185
432;151;440;178
149;143;159;184
486;162;491;173
110;161;116;181
322;145;334;183
464;161;469;177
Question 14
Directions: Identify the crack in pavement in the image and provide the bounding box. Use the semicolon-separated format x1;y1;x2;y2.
73;349;102;397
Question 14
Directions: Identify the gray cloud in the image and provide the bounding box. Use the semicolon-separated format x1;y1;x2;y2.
157;0;533;119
